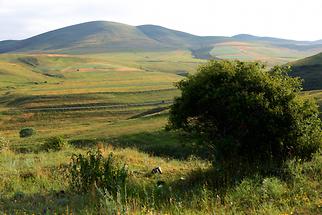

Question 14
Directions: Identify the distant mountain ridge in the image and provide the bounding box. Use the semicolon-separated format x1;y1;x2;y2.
1;21;322;57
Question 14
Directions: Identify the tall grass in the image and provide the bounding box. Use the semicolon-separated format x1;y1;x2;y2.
0;136;321;214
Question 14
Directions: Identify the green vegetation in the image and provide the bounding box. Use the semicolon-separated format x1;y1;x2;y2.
1;21;322;65
0;52;185;143
0;140;320;214
290;52;322;90
0;136;9;150
168;61;321;169
306;90;322;114
19;127;35;138
0;21;225;54
210;41;314;65
0;48;321;214
70;150;128;197
42;136;66;151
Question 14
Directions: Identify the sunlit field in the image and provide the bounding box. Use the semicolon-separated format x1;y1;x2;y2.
0;51;321;214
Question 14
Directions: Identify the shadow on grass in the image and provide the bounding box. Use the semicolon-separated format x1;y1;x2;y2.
12;130;208;160
69;138;98;148
67;130;210;160
11;143;44;154
108;130;211;160
11;137;98;154
0;190;93;214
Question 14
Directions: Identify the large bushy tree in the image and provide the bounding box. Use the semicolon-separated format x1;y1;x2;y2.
168;60;321;166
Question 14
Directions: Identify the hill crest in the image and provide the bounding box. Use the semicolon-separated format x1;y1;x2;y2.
1;21;322;58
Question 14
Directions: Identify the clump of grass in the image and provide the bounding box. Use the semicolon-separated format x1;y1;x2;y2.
42;136;66;151
0;136;9;151
69;149;128;198
220;151;322;214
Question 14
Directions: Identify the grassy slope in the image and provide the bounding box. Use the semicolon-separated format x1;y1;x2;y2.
290;52;322;90
1;21;322;66
137;25;228;49
0;52;194;144
0;21;169;53
0;21;222;54
0;51;321;214
0;53;178;143
291;52;322;66
0;127;320;214
210;41;318;66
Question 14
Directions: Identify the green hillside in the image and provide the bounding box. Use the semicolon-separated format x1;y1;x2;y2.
1;21;322;65
137;25;227;48
137;25;204;48
0;52;321;214
292;52;322;66
0;21;169;53
290;52;322;90
0;21;221;54
232;34;322;50
209;41;314;65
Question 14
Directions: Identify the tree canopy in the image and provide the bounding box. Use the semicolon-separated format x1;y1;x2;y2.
168;60;321;166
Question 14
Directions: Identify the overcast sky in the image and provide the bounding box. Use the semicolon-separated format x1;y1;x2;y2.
0;0;321;41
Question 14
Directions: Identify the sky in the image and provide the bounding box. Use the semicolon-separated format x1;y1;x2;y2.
0;0;322;41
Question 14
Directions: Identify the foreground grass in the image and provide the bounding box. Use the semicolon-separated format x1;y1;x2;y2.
0;133;321;214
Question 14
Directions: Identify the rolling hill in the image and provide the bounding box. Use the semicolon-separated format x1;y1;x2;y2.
0;21;225;54
1;21;322;64
0;21;168;53
290;52;322;90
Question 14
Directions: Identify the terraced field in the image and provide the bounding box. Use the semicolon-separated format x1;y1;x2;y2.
1;51;321;145
0;52;196;146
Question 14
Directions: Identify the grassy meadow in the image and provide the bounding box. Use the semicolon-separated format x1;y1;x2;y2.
210;41;314;66
0;51;321;214
0;52;186;140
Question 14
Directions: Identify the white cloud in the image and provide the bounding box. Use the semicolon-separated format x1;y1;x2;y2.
0;0;321;40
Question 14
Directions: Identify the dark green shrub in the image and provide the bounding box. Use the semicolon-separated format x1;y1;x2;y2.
69;150;128;197
43;136;66;151
19;127;35;138
69;138;97;148
168;60;322;168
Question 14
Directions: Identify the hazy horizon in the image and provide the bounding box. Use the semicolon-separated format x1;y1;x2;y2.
1;0;322;41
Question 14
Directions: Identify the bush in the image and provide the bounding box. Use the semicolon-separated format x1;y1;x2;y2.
69;138;97;148
69;150;128;197
168;60;322;167
43;136;66;151
19;127;35;138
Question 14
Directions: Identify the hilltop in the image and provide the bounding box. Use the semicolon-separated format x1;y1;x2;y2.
1;21;322;63
0;21;225;54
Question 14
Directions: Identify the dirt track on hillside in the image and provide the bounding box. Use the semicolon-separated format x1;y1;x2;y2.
22;100;173;112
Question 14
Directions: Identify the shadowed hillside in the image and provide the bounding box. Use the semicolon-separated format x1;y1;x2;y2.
290;52;322;90
137;25;228;48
